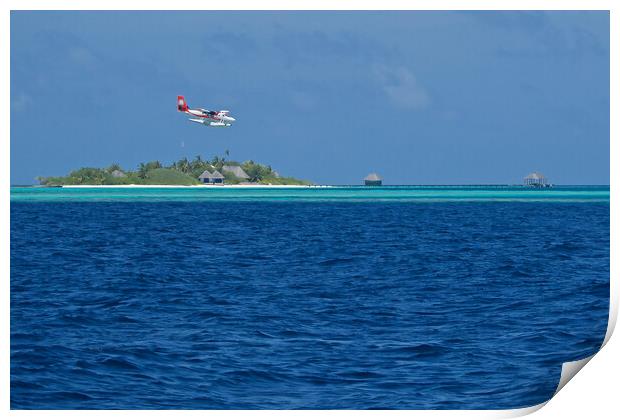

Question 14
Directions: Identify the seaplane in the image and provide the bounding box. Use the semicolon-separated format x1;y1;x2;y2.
177;95;236;127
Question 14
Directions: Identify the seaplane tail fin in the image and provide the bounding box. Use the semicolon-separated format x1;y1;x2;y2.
177;96;189;112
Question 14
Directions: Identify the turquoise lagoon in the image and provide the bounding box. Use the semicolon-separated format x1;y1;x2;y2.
10;185;610;202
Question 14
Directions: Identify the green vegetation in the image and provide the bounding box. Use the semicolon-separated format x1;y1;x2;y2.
38;153;311;186
141;168;198;185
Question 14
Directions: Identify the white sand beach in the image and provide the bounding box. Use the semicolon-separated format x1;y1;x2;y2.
61;184;332;189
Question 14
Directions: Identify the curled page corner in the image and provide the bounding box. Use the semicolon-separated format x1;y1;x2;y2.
602;282;618;347
554;355;595;396
542;280;618;406
504;297;616;417
495;355;596;419
494;401;547;418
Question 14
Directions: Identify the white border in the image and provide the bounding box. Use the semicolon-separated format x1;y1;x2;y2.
3;1;616;419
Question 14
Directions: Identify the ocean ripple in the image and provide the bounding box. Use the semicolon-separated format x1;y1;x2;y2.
11;200;609;409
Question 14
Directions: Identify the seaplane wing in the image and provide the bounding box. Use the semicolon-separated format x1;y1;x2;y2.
177;96;236;128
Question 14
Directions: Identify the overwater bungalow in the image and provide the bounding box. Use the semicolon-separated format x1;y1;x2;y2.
524;171;550;187
364;173;383;186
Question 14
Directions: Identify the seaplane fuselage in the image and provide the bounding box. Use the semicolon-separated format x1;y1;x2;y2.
177;95;236;127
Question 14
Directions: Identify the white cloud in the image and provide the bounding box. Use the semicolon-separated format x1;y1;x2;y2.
373;65;430;109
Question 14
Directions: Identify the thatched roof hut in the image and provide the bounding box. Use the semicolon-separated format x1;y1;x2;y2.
211;170;224;184
524;171;548;187
364;172;383;186
198;170;213;183
222;165;249;180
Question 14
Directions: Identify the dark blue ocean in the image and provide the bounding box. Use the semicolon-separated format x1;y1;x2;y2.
10;187;610;409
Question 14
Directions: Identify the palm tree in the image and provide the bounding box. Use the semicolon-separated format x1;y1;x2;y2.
138;162;148;179
107;163;122;173
190;155;203;172
176;157;190;173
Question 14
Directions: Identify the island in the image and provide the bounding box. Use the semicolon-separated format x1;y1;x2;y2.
37;154;312;187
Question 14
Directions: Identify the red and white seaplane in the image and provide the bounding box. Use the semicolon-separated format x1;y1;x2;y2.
177;95;236;127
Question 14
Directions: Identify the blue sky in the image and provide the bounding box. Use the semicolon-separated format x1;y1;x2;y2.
11;11;609;185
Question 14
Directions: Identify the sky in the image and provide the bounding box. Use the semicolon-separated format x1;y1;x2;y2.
10;11;610;185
